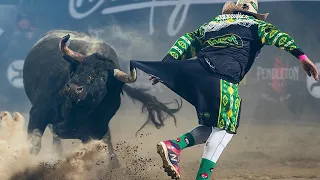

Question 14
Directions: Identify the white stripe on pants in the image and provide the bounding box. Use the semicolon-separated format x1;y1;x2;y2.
202;127;233;163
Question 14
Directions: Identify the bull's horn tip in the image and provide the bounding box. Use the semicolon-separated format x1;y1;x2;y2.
62;34;70;42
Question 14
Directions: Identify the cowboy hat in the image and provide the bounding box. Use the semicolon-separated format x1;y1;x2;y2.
222;0;269;21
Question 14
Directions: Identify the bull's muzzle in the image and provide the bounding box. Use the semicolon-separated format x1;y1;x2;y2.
62;83;86;102
66;83;84;94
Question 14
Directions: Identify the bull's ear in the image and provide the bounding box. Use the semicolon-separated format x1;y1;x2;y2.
63;55;79;74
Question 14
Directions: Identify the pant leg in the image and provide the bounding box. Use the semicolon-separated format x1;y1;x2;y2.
202;127;233;162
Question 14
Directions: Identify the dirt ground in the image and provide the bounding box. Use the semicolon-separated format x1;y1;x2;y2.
108;101;320;180
1;98;320;180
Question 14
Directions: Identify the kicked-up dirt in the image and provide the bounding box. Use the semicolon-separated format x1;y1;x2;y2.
1;99;320;180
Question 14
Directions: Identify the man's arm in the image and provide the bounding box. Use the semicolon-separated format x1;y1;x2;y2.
255;20;319;81
255;20;306;60
162;24;206;61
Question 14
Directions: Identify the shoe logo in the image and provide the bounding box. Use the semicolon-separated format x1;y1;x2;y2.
169;153;178;162
200;172;209;179
176;138;181;142
184;137;190;145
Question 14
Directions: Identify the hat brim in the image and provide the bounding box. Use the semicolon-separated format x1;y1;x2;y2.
222;1;269;21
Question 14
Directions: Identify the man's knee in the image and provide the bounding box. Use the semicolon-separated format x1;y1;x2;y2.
197;112;213;126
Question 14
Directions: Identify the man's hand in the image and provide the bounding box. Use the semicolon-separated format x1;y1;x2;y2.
302;58;319;81
149;75;160;85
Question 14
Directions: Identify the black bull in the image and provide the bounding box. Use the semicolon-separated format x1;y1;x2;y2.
23;30;182;166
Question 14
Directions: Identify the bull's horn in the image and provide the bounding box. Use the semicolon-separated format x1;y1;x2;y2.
59;34;86;62
113;68;137;83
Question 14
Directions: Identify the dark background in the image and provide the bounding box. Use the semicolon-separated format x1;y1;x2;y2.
0;0;319;123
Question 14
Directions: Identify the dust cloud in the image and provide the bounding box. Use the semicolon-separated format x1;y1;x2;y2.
87;25;175;97
0;111;159;180
88;25;160;62
0;111;32;180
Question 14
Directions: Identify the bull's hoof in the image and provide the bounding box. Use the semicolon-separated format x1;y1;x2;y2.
30;146;41;156
28;129;42;156
72;141;104;159
75;147;90;158
110;154;121;168
29;141;41;156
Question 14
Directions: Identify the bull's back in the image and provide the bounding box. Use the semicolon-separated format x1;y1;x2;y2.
23;30;120;104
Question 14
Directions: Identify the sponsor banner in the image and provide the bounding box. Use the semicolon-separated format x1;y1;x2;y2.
250;53;313;120
256;56;300;102
19;1;319;37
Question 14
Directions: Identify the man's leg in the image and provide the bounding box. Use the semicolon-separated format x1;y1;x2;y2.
195;127;233;180
157;125;212;179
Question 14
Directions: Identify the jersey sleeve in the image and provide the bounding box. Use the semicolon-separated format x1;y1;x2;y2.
162;24;206;61
255;20;306;59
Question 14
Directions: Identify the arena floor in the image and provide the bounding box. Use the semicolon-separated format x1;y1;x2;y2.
1;99;320;180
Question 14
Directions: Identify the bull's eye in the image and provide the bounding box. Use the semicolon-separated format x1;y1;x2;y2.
88;76;94;82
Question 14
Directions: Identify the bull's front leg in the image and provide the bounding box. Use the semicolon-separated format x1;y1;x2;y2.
48;124;63;157
103;127;120;168
27;106;49;155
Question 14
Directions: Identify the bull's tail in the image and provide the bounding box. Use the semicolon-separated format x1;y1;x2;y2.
122;84;182;136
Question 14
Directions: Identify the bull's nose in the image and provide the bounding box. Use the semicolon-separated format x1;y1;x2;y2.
66;83;84;94
76;86;84;93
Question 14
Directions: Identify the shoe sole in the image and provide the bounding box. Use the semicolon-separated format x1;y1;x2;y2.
157;142;181;179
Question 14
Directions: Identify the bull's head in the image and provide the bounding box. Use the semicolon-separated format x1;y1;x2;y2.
59;34;137;106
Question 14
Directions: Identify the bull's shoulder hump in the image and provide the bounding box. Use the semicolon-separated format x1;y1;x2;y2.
30;30;119;64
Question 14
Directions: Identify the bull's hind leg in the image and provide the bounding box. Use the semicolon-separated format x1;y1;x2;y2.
83;126;120;168
87;97;122;168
